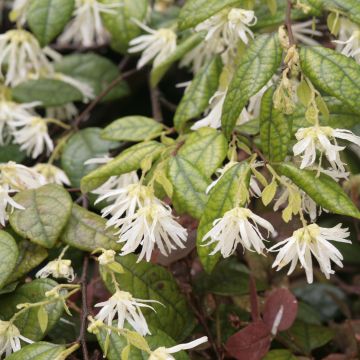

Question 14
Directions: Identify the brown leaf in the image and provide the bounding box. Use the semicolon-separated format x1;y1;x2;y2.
263;288;298;334
225;320;271;360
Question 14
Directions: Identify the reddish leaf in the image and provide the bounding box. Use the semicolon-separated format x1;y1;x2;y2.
263;288;298;334
225;320;271;360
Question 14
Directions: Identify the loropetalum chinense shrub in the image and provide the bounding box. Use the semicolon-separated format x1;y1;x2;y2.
0;0;359;359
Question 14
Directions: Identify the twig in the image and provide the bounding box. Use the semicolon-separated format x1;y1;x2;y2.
78;255;90;360
285;0;295;46
148;76;163;122
73;68;137;128
249;275;260;321
159;96;178;112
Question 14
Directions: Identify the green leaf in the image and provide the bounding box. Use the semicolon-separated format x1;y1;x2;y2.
0;144;26;163
260;86;291;162
5;342;66;360
196;162;251;272
323;0;360;26
0;279;64;340
279;321;334;354
174;56;222;131
222;33;282;138
61;128;118;187
178;0;242;30
27;0;74;46
168;156;209;219
37;306;48;333
274;163;360;219
101;116;164;142
5;240;48;285
178;127;227;178
300;46;360;113
100;254;196;341
81;141;165;193
263;349;298;360
54;53;129;102
101;0;148;53
61;204;121;252
151;32;204;87
9;184;73;248
97;328;189;360
0;231;18;289
12;79;83;107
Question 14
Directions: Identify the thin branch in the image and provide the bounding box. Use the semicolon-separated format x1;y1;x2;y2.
78;255;90;360
285;0;295;46
73;68;137;128
159;96;178;112
148;76;163;122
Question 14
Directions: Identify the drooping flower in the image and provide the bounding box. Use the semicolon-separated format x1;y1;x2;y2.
129;21;177;69
0;320;32;357
58;0;120;47
118;201;188;262
94;290;157;336
0;183;24;226
334;18;360;63
98;249;116;265
36;259;75;282
0;29;54;86
291;20;322;46
46;103;79;121
11;116;54;158
149;336;208;360
32;163;70;186
203;207;275;257
270;223;351;283
293;126;360;172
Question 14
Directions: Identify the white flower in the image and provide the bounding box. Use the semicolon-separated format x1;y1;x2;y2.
36;259;75;282
293;126;360;172
0;29;53;86
58;0;120;47
206;161;237;194
118;201;188;262
32;164;70;186
0;161;45;190
98;249;116;265
0;98;39;145
9;0;30;25
94;290;157;336
270;223;351;283
0;320;32;357
334;18;360;63
292;20;322;46
129;21;177;69
11;116;54;158
149;336;208;360
202;207;275;257
0;183;24;226
191;90;226;130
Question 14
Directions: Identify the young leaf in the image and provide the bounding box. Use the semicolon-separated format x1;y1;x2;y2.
37;306;49;333
174;56;222;131
274;163;360;219
0;231;19;289
54;53;130;101
9;184;73;248
27;0;75;46
5;342;66;360
12;79;83;107
324;0;360;26
197;162;251;273
222;33;282;138
178;128;228;178
100;254;196;341
262;349;298;360
101;116;164;142
61;204;121;252
61;128;118;187
0;279;64;340
300;46;360;112
101;0;148;53
260;86;291;162
168;155;210;219
81;141;165;193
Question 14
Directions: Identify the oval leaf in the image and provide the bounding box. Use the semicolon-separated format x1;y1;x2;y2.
9;184;73;248
61;204;121;251
6;342;66;360
222;33;282;138
101;116;164;142
0;231;18;289
274;163;360;219
300;46;360;113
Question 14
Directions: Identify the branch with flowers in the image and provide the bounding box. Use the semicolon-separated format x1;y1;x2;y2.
0;0;359;359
